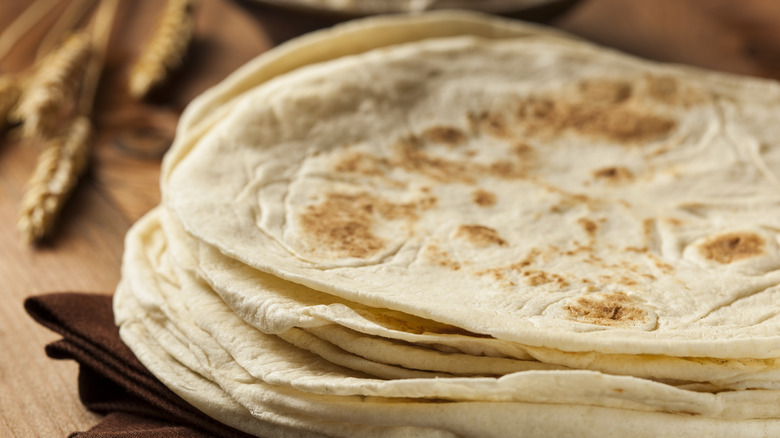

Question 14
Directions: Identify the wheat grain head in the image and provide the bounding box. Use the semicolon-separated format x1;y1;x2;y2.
14;32;92;138
17;115;93;244
129;0;194;99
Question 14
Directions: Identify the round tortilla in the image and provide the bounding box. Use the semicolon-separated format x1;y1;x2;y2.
165;12;780;359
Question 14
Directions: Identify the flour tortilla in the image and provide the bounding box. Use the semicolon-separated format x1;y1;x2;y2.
158;205;780;388
166;12;780;360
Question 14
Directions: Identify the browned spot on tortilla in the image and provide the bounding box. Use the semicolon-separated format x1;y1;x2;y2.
593;166;634;183
476;248;541;281
578;79;632;104
648;253;674;274
299;193;385;259
699;232;765;264
421;126;467;146
455;225;507;247
523;270;570;288
646;76;679;102
563;292;648;327
577;218;598;237
423;245;461;271
472;189;496;207
665;217;684;227
488;161;529;179
514;142;535;156
518;96;676;143
394;141;474;184
299;193;435;259
334;152;387;176
392;135;533;183
469;111;512;138
644;75;707;107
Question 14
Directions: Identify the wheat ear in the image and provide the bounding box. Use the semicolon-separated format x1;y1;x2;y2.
128;0;194;98
14;31;92;138
17;115;92;244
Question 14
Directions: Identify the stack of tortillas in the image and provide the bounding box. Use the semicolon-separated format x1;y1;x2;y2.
114;10;780;437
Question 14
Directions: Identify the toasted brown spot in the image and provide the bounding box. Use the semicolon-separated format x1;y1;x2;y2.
488;161;528;179
455;225;507;247
472;189;496;207
644;75;707;107
523;270;570;288
593;166;634;183
469;111;512;138
578;218;598;237
476;248;541;281
299;193;434;259
514;142;535;156
518;96;676;143
699;232;765;264
299;193;385;259
421;126;467;146
424;244;461;271
578;79;632;104
665;217;684;227
645;76;679;102
648;253;674;274
563;292;648;327
392;135;532;183
394;141;474;184
334;152;388;176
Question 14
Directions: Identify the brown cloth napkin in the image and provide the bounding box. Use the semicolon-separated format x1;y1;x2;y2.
24;292;256;438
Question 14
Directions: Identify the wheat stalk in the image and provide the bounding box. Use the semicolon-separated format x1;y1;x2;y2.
0;0;61;61
128;0;194;99
17;115;92;244
14;31;92;138
36;0;99;61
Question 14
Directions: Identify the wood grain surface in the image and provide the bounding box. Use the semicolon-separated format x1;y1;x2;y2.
2;0;780;436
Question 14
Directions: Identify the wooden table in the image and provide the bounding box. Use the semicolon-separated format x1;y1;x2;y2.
2;0;780;436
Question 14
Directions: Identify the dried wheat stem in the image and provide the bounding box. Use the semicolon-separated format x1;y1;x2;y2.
36;0;98;61
128;0;194;99
14;31;92;138
78;0;119;116
0;0;61;61
17;115;92;244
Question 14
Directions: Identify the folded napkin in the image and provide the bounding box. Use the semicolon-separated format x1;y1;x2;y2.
24;293;255;438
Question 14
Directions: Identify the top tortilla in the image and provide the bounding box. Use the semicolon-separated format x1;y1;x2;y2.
165;12;780;358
